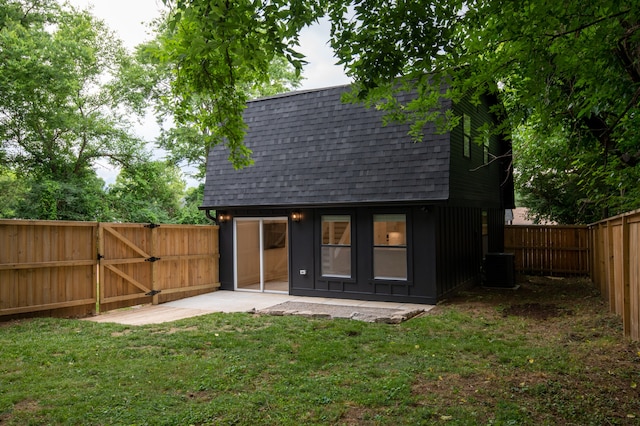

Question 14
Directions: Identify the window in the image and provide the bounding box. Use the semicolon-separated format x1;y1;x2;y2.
263;222;286;249
373;214;407;280
483;135;490;164
463;114;471;158
321;215;351;277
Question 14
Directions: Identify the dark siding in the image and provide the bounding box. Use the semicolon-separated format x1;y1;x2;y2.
500;135;516;209
435;206;483;298
449;97;504;208
487;208;505;253
288;206;438;304
218;220;234;290
289;209;315;291
220;204;486;303
411;206;438;300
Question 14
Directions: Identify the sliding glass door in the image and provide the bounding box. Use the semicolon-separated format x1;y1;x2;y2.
234;218;289;293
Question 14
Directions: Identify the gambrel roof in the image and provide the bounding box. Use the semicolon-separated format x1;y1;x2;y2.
202;85;451;209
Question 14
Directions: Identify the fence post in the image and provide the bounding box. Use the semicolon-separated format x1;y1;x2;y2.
605;220;616;313
622;215;631;338
96;223;103;314
150;224;159;305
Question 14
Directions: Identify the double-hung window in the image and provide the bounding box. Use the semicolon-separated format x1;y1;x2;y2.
463;113;471;158
321;215;352;278
373;214;407;280
483;135;490;164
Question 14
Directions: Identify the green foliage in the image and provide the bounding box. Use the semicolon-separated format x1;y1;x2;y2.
165;0;640;220
0;1;145;179
174;184;210;224
106;160;187;223
150;1;310;170
0;166;27;218
515;123;640;224
12;172;110;221
0;1;214;223
0;0;155;221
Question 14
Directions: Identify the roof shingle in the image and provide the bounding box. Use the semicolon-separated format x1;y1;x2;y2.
203;85;451;208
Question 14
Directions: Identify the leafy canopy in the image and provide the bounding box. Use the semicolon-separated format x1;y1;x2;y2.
0;0;151;220
0;1;200;222
0;0;146;179
151;0;311;169
163;0;640;220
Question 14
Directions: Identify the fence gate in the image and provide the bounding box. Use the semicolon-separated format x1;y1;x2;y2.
98;223;160;310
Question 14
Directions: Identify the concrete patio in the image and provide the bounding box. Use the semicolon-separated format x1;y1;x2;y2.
83;290;433;325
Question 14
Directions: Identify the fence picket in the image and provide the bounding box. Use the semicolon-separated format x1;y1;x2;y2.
589;209;640;341
504;225;590;276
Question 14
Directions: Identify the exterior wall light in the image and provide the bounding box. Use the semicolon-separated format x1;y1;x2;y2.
291;212;302;222
218;213;230;223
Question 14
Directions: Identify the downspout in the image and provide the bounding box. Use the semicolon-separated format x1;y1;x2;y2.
204;209;218;225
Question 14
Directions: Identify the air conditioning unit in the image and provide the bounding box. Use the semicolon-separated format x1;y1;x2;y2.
483;253;516;288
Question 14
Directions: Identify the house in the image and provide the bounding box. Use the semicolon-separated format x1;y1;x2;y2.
201;85;514;304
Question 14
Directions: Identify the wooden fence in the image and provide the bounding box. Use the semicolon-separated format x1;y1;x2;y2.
504;225;590;276
0;220;98;317
589;209;640;341
0;220;220;318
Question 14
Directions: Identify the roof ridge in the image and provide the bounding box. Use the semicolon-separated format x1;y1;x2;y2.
248;83;352;103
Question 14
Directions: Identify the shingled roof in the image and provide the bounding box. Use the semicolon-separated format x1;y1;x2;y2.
202;85;451;209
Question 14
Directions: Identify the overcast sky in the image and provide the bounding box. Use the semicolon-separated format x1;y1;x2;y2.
67;0;350;89
66;0;350;185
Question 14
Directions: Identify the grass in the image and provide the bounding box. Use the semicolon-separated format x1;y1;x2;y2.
1;276;639;425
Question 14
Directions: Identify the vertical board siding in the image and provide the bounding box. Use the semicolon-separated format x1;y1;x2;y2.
504;225;590;276
589;210;640;341
1;220;220;318
436;206;483;298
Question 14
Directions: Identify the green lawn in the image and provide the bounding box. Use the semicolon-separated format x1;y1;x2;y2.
1;277;639;425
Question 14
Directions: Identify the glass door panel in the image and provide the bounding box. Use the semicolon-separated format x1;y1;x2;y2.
263;219;289;292
235;220;261;290
235;218;289;293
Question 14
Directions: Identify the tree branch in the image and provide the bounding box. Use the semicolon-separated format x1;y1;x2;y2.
545;9;631;41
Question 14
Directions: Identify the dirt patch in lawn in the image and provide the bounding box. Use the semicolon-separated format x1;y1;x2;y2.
0;399;41;424
502;302;574;320
419;275;640;424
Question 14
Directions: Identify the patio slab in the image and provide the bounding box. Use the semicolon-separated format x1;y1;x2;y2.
83;290;434;325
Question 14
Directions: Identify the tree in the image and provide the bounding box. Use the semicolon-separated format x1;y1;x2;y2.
0;0;146;219
174;184;209;224
133;9;303;176
146;1;309;170
106;160;186;223
163;0;640;220
13;173;111;221
0;165;28;218
514;123;640;224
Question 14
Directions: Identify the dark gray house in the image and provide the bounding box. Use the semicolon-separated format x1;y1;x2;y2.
201;85;514;304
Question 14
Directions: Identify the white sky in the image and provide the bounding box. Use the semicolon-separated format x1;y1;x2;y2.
67;0;349;89
66;0;350;185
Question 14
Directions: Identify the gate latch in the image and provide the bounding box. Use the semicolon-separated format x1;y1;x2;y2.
145;289;161;297
145;256;161;262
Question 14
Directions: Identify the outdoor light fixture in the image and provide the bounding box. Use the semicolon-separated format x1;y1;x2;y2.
217;213;230;223
291;212;302;222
